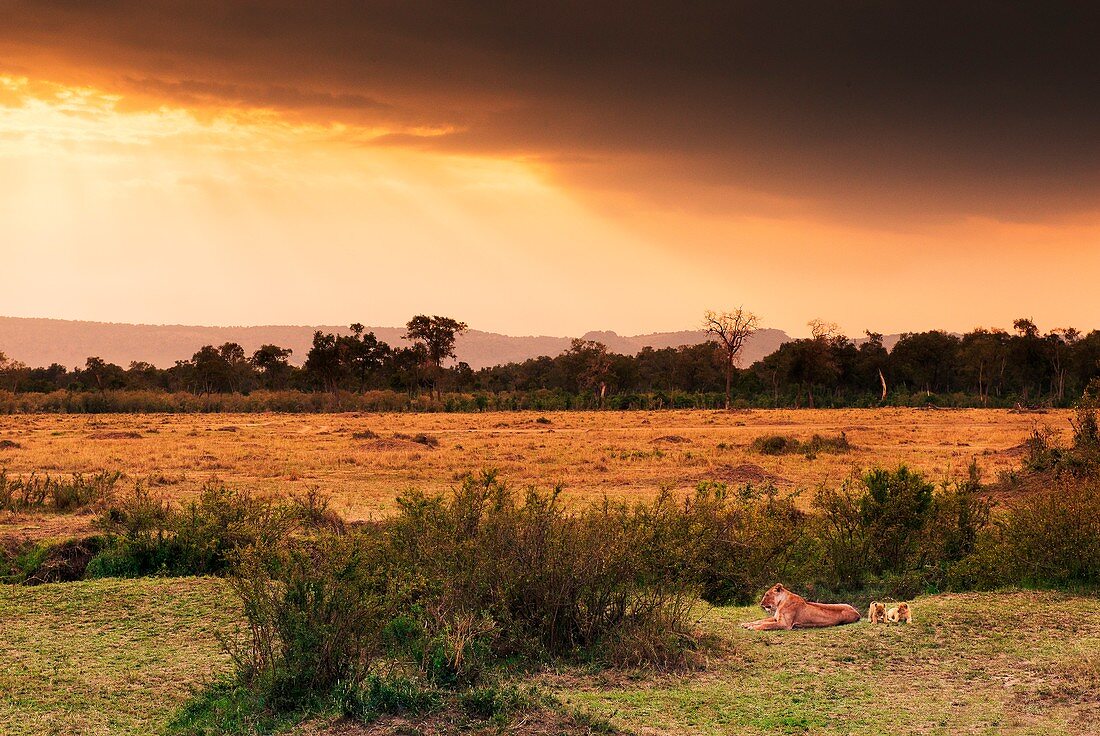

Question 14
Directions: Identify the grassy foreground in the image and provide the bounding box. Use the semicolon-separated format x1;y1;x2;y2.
0;578;236;736
1;581;1097;735
562;591;1100;735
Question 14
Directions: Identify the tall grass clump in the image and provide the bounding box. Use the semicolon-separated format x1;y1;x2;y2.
0;469;121;513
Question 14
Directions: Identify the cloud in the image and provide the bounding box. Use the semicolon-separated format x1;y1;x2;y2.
2;1;1099;223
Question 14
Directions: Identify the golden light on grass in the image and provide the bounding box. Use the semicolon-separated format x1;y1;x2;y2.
0;408;1070;541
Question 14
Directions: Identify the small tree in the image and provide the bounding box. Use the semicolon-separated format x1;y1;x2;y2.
251;344;294;390
404;315;468;398
703;308;759;409
563;339;613;407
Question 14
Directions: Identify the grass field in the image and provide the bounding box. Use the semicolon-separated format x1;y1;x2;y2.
0;577;236;736
0;408;1069;542
2;579;1096;735
0;408;1094;735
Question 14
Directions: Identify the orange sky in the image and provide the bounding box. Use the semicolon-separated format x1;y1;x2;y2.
2;3;1099;338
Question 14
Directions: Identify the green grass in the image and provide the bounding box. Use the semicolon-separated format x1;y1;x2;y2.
556;590;1100;735
0;577;237;736
2;582;1098;735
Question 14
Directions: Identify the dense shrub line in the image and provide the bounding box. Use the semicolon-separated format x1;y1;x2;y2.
1;387;1095;414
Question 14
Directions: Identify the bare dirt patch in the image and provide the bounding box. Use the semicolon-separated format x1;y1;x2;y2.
651;435;692;444
361;438;434;452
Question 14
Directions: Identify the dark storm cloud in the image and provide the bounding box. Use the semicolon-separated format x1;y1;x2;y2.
4;1;1099;221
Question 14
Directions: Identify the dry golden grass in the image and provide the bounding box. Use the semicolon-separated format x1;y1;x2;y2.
0;408;1071;536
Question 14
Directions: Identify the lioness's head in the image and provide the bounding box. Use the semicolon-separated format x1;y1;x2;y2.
759;583;788;613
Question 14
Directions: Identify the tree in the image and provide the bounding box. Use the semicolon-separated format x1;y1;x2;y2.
562;339;613;407
251;344;294;390
1046;328;1079;403
342;326;389;390
958;328;1008;405
703;308;759;409
218;342;253;393
303;331;345;393
0;351;28;392
796;320;844;407
855;331;890;402
81;356;125;392
404;315;468;397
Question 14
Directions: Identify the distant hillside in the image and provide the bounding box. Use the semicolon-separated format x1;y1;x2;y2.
0;316;792;371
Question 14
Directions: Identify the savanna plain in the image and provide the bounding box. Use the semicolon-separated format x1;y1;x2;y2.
1;408;1096;735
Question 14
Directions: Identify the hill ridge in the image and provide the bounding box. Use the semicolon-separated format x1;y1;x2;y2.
0;316;791;371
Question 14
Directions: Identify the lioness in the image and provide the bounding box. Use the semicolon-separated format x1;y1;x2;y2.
741;583;861;630
886;603;912;624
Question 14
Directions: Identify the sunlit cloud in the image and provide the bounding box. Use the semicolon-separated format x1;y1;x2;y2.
1;65;1098;338
0;74;731;335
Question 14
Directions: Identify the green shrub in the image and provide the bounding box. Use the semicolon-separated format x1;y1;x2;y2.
860;465;935;574
89;483;299;578
387;471;700;663
637;481;810;605
751;433;851;457
810;465;985;591
995;475;1100;586
225;532;391;708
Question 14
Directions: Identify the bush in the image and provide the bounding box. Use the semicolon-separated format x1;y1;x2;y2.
810;465;986;592
637;481;810;605
751;433;851;457
995;475;1100;586
226;532;392;708
393;432;440;448
386;471;701;665
1021;406;1100;477
89;483;298;578
860;465;934;574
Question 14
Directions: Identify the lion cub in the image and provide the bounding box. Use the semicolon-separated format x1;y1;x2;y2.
886;602;912;624
868;601;887;624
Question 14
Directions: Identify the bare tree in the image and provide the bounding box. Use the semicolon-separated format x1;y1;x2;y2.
703;308;759;409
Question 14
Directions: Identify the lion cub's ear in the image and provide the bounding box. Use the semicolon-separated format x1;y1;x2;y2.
774;584;785;591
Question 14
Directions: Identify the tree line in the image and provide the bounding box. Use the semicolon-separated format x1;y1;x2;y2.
1;314;1098;408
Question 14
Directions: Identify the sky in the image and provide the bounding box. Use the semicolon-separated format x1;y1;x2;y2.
1;1;1098;338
